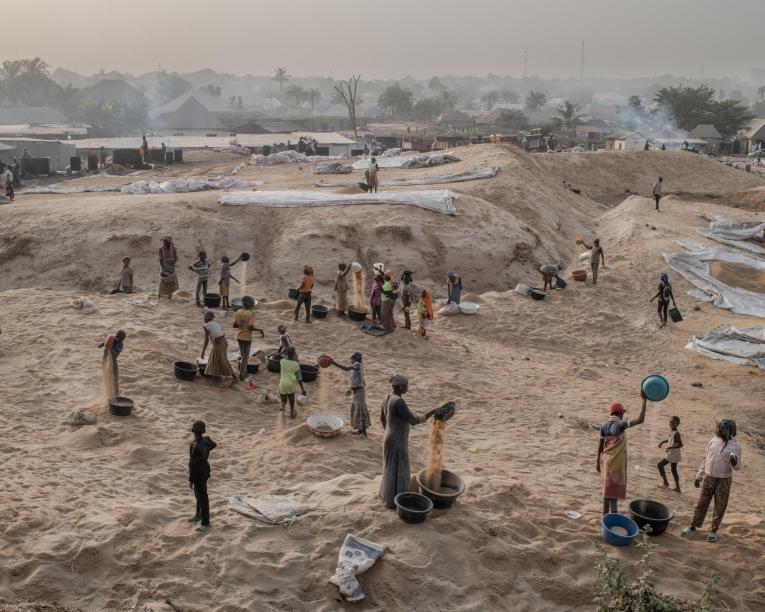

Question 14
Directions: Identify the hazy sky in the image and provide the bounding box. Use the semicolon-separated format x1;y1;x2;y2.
5;0;763;79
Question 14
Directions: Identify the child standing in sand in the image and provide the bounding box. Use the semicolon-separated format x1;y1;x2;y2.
188;420;217;534
111;257;133;294
657;415;683;492
417;289;434;338
218;255;241;309
189;250;211;308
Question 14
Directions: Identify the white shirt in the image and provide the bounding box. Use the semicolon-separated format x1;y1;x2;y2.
696;436;742;481
204;321;224;339
653;181;663;196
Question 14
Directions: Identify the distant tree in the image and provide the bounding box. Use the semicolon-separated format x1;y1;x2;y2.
480;90;501;110
306;88;322;112
499;89;519;104
758;85;765;101
202;84;222;98
0;58;60;106
753;99;765;118
554;100;584;143
273;67;290;92
228;96;243;110
334;74;361;137
378;83;414;118
712;98;754;138
121;94;149;133
22;57;49;77
627;94;645;114
428;76;445;93
653;85;716;131
412;97;447;122
158;71;191;103
439;89;458;110
286;84;307;107
496;109;529;131
525;90;546;111
56;84;81;117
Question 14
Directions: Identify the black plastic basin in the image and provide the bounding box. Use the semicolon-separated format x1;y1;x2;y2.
300;364;319;382
109;396;134;417
266;353;282;373
628;499;674;536
394;492;433;524
311;304;329;319
288;288;300;300
416;468;466;509
348;307;367;321
204;293;221;308
174;361;199;381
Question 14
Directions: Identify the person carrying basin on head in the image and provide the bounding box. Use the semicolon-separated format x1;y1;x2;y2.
650;272;676;328
233;295;264;383
294;265;314;324
379;374;446;509
682;419;742;543
596;394;647;515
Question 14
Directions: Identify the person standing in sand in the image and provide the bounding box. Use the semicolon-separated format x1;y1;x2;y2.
201;311;237;386
446;271;462;305
400;270;414;330
417;289;434;338
367;157;380;193
657;415;683;492
330;352;371;438
279;346;306;419
294;265;315;324
380;270;398;331
650;272;676;328
334;262;351;317
189;250;211;308
158;236;179;300
370;268;383;325
111;257;133;294
188;420;217;534
380;375;442;509
596;395;647;515
581;239;605;284
233;296;264;383
99;330;126;397
276;323;293;356
681;420;742;543
653;176;663;211
218;255;242;310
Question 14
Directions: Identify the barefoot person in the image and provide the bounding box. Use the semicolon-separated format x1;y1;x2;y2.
158;236;179;300
334;262;351;317
417;289;434;338
201;311;237;386
367;157;380;193
653;176;663;211
233;296;264;382
111;257;134;294
330;352;370;438
650;272;676;328
99;330;126;397
379;375;442;509
370;268;383;325
657;415;683;492
188;420;217;533
218;255;242;310
581;238;605;284
539;264;561;292
279;346;306;419
294;265;314;324
596;395;647;515
380;270;398;331
276;323;292;356
400;270;414;330
681;420;742;543
189;250;211;308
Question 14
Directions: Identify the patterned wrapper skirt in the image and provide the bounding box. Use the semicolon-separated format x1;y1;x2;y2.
206;336;235;378
350;387;371;430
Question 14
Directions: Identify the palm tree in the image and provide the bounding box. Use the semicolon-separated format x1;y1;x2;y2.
286;84;307;107
480;90;501;110
0;59;24;82
525;90;546;111
306;88;322;112
22;57;49;77
378;83;414;118
273;67;290;93
554;100;584;143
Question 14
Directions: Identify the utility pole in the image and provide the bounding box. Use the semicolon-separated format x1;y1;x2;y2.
579;41;584;80
523;49;528;78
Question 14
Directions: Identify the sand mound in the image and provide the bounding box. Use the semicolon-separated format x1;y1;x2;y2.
709;260;765;293
727;185;765;211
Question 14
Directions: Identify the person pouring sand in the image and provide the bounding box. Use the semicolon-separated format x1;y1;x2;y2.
379;374;447;509
99;330;126;398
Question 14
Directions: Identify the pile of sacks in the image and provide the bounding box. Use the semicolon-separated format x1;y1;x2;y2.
313;162;352;174
401;153;460;169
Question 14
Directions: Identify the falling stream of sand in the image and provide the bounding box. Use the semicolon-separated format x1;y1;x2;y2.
318;367;330;411
102;357;115;406
352;270;365;311
425;419;447;490
238;259;249;297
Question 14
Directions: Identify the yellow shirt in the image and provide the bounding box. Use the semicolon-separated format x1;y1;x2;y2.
234;309;254;342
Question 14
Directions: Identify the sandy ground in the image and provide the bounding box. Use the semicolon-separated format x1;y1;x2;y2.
0;145;764;611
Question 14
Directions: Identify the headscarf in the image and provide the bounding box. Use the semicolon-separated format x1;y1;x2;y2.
660;272;669;286
717;419;736;448
609;402;625;416
421;289;434;319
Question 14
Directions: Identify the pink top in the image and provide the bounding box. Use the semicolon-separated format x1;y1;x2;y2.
695;436;742;481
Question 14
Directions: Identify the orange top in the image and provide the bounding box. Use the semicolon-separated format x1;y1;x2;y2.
299;275;314;293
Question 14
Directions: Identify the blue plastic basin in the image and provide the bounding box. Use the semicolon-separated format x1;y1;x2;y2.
641;374;669;402
601;513;640;546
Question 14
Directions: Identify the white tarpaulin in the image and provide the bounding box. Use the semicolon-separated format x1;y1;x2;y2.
686;324;765;369
314;166;499;188
228;494;312;525
220;189;457;215
352;151;459;169
19;176;262;195
697;213;765;255
251;151;342;166
664;242;765;317
19;183;126;194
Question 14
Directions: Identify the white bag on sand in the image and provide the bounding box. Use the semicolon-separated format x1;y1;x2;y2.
515;283;531;296
329;534;384;602
578;250;591;263
228;495;311;525
438;303;460;316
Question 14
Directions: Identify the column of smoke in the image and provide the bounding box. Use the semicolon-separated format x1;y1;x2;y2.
352;270;366;311
425;419;447;491
102;357;115;406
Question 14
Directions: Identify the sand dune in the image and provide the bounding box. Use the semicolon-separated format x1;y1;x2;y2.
0;145;764;611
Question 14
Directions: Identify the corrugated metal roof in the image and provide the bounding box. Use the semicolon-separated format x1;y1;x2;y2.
0;107;70;125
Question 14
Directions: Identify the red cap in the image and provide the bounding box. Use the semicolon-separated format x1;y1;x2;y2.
610;403;625;416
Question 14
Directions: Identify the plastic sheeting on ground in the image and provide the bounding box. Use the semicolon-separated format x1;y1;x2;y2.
220;189;457;215
697;213;765;255
315;166;499;188
228;494;312;525
313;162;353;174
251;151;342;166
19;183;126;194
686;324;765;369
19;175;263;195
664;241;765;317
352;151;459;170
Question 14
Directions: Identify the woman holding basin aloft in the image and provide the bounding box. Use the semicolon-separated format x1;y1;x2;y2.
596;375;668;515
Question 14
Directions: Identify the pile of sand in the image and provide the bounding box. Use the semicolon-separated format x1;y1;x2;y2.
709;260;765;293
